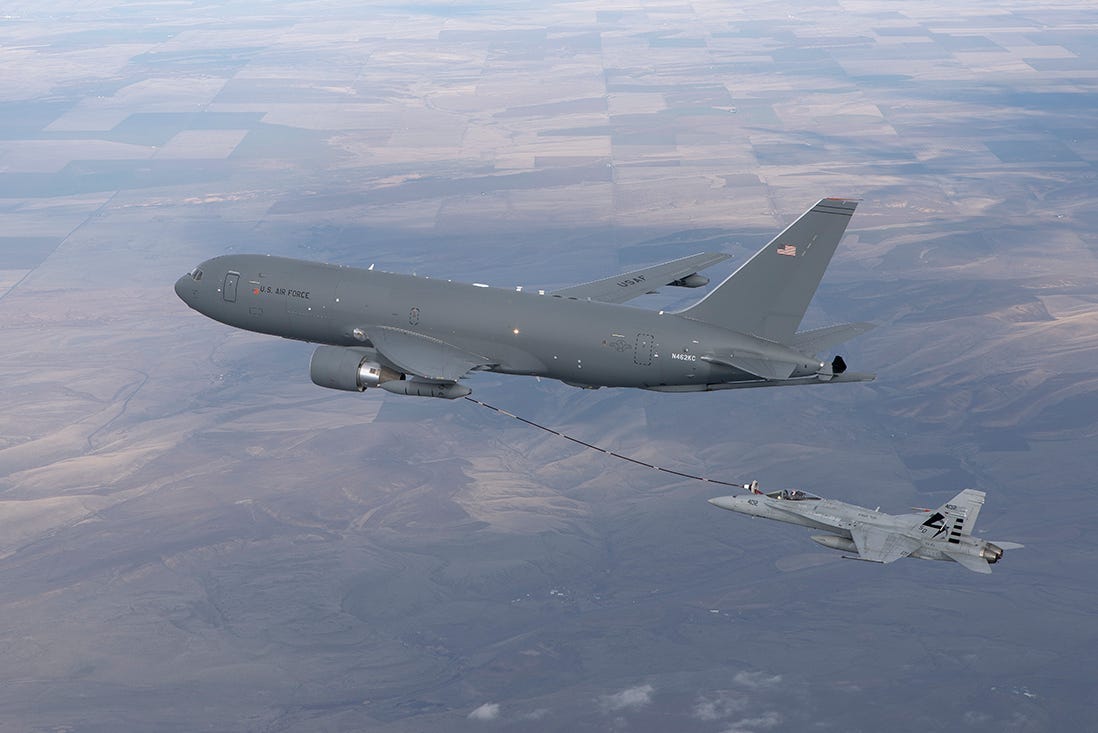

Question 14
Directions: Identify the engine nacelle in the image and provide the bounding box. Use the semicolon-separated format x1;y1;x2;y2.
310;346;403;392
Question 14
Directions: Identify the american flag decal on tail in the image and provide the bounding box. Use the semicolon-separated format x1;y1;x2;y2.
776;244;796;257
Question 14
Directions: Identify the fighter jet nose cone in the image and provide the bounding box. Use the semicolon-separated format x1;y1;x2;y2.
707;496;736;510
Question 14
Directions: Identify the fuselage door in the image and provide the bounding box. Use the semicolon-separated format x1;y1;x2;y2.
223;271;240;302
634;333;654;366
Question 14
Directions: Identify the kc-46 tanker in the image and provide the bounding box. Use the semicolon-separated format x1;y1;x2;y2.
176;198;874;399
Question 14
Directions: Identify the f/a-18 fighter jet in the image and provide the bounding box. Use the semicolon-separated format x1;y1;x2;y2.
175;198;874;399
708;483;1022;573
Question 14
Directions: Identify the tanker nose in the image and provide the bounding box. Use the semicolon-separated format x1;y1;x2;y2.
175;270;200;308
175;274;190;303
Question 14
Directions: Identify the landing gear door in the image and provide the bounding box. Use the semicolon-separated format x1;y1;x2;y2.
223;271;239;302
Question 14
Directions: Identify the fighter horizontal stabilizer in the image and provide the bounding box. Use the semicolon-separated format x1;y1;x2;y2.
365;325;492;382
791;322;876;356
944;551;993;574
552;252;730;304
850;525;921;564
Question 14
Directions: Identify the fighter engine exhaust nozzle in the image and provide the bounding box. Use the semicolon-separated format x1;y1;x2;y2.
980;542;1005;564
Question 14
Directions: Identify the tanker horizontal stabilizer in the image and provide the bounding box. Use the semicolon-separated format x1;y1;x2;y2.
700;353;797;380
791;322;876;355
826;372;875;384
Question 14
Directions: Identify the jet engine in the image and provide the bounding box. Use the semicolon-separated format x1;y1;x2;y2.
310;345;403;392
309;346;472;398
979;542;1005;564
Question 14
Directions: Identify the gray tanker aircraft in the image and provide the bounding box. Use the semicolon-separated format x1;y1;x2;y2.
709;483;1022;573
175;198;874;399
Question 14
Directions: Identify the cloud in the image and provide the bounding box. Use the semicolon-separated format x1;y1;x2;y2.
468;703;501;721
692;690;748;721
732;671;783;690
599;684;654;712
963;710;991;725
721;711;782;733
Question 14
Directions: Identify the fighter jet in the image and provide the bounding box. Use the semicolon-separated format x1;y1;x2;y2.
708;483;1022;573
175;198;874;399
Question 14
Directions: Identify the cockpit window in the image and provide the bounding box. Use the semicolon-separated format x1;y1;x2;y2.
766;489;821;501
190;268;203;281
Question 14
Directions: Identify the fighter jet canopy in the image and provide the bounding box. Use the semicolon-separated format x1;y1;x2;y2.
765;489;822;501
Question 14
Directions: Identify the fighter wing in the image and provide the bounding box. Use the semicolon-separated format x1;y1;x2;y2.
849;524;922;564
552;252;730;304
366;326;492;382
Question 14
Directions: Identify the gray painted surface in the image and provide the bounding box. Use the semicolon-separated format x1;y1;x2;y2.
709;485;1023;573
175;199;873;397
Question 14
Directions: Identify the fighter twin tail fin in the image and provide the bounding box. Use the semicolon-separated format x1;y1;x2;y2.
678;198;859;346
919;489;985;543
